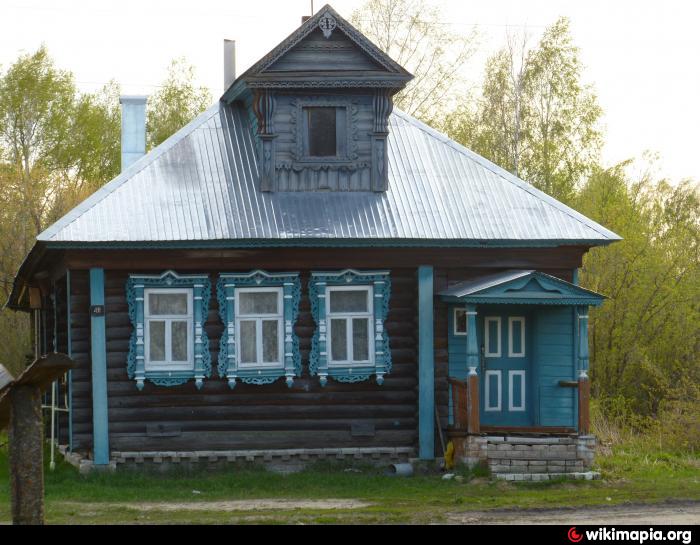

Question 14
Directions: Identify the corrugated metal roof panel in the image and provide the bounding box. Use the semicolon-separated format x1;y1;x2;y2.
440;270;534;298
37;102;621;245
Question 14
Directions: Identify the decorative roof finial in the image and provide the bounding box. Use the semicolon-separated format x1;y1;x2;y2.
318;12;337;39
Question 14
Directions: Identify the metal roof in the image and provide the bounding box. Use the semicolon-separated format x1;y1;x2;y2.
36;101;621;246
440;270;535;298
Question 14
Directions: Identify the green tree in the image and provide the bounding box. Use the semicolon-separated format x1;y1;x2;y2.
147;57;212;149
577;160;700;418
0;46;121;372
351;0;478;127
446;18;602;202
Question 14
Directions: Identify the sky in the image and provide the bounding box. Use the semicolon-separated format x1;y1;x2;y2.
1;0;698;183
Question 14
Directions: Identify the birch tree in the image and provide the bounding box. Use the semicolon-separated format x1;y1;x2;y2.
350;0;478;127
446;18;602;203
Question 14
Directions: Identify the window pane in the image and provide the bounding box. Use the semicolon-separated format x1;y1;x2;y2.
307;107;337;157
455;309;467;334
148;293;188;315
149;320;166;361
239;291;278;315
171;321;189;361
330;318;347;361
262;320;279;363
352;318;369;361
329;290;368;313
487;319;500;355
511;319;524;355
240;320;257;363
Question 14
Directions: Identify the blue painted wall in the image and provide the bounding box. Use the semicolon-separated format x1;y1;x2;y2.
447;305;469;380
534;307;576;427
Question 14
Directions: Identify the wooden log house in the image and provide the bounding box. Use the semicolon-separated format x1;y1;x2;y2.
7;6;619;478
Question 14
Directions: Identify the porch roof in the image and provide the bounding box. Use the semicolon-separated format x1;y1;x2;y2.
439;270;605;306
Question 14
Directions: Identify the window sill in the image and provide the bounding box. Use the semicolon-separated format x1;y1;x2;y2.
137;369;200;390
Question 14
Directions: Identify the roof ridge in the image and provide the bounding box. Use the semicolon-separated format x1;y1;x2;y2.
37;102;222;242
391;108;621;241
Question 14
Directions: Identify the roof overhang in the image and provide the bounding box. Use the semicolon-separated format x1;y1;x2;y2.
439;270;606;306
5;242;49;312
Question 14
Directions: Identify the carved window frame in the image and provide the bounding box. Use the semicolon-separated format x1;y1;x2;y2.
290;97;360;168
309;269;391;386
217;270;301;389
126;271;211;391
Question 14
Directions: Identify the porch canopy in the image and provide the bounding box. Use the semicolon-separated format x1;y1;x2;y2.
439;270;605;306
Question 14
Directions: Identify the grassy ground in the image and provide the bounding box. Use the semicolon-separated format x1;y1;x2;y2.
0;436;698;524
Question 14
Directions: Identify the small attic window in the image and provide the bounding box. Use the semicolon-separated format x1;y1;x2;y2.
303;106;346;158
307;108;336;156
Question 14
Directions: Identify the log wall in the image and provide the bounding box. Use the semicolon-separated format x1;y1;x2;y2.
55;247;583;456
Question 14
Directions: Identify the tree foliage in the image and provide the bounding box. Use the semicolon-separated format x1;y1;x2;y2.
0;47;211;372
146;58;212;149
350;0;478;127
577;161;699;418
446;18;602;202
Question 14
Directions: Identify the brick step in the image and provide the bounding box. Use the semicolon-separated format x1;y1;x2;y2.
487;450;579;461
489;461;585;474
485;436;577;445
495;471;601;482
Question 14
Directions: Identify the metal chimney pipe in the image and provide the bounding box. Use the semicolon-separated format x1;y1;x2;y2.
119;95;147;172
223;39;236;91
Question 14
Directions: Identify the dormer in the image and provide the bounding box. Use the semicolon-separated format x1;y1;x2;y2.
222;5;413;192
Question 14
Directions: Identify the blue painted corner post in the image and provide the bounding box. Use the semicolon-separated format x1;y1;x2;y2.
90;268;109;465
418;266;434;460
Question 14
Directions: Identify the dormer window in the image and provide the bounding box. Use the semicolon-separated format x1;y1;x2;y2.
306;107;338;157
303;105;347;159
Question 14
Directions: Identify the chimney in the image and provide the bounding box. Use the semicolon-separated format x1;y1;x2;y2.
119;95;147;172
223;39;236;91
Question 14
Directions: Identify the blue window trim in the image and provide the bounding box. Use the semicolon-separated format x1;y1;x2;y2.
217;270;301;389
126;270;212;390
309;269;391;386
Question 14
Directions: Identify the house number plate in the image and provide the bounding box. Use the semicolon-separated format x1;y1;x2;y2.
91;305;105;316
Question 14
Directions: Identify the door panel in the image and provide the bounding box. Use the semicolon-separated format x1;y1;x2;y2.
480;310;533;426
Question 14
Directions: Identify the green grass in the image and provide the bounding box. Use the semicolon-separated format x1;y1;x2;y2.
0;436;698;524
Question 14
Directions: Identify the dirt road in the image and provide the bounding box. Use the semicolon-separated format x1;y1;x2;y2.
448;501;699;525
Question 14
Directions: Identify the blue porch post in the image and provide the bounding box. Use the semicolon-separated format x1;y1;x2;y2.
418;265;434;459
90;268;109;465
577;305;589;376
465;304;480;432
577;305;591;434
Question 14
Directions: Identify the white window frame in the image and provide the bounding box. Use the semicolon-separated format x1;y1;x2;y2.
484;370;502;412
325;285;375;367
508;370;526;412
235;286;284;369
508;316;526;358
144;287;194;371
453;307;467;336
484;316;502;357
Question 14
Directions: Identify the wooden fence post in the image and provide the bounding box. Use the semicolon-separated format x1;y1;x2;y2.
0;353;76;526
8;384;45;525
467;368;480;434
